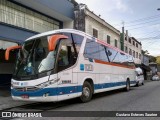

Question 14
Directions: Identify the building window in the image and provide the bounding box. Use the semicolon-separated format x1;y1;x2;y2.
125;36;127;41
115;39;117;47
136;43;138;48
107;35;110;44
133;41;135;46
125;46;128;53
133;50;135;58
0;0;60;33
136;52;138;58
139;53;141;59
129;48;132;55
93;28;98;38
129;38;131;43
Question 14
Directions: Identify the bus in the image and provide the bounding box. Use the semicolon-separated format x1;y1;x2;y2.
6;29;136;102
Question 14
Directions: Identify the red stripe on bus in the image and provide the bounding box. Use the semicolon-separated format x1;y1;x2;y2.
94;59;135;69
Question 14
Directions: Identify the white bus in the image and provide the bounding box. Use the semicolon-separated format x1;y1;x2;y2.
6;29;136;102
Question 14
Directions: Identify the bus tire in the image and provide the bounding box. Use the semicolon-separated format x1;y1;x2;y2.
125;79;130;91
136;82;139;87
80;81;93;103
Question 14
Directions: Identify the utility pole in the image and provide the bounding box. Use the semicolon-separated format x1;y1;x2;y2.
120;21;125;51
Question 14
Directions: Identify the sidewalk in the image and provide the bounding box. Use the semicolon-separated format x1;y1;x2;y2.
144;79;152;83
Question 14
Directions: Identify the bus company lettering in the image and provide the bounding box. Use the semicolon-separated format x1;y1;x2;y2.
85;64;93;71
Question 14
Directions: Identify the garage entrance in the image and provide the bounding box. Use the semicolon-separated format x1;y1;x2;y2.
0;40;18;96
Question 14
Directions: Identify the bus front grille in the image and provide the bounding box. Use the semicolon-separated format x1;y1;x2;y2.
13;87;40;92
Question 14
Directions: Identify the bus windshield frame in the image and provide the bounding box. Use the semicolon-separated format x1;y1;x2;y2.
13;35;59;80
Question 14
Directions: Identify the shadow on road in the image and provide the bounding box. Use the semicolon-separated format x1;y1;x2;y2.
15;88;135;111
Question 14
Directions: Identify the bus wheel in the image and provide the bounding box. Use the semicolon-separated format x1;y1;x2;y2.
80;81;93;103
136;82;139;87
125;80;130;91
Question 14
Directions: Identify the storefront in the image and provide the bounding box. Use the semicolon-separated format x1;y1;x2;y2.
0;0;74;85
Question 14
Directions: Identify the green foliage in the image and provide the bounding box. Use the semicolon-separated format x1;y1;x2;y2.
149;56;156;63
156;56;160;65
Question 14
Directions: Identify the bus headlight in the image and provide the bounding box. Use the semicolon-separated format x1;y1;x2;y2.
36;78;60;88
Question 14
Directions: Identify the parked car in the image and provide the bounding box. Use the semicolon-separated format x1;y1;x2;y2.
135;67;144;86
152;75;160;81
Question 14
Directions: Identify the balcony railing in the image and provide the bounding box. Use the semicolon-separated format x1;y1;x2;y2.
0;9;59;33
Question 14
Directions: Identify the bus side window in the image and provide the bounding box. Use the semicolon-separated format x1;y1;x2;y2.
72;33;84;54
107;48;119;63
62;33;84;63
57;39;76;72
84;39;100;60
99;45;109;62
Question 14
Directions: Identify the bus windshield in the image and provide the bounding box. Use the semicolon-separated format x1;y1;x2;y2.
13;36;57;80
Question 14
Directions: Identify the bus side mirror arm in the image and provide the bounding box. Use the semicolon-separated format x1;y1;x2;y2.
5;46;22;60
48;35;68;51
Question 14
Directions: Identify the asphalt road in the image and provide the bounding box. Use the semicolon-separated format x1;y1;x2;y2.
5;80;160;120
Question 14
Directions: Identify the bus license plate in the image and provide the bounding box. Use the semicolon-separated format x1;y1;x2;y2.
21;95;29;99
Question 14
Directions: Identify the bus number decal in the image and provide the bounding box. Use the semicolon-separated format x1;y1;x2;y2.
62;80;71;84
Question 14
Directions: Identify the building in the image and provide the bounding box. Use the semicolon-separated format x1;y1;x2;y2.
124;31;142;64
149;62;158;76
141;52;151;80
0;0;74;84
74;4;121;49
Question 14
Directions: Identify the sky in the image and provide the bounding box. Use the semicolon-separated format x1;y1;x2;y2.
75;0;160;56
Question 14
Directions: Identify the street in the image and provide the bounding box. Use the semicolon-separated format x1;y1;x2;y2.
1;80;160;120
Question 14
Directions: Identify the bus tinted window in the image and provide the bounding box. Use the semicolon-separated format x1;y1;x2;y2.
84;39;100;60
107;48;119;63
128;55;135;67
99;45;109;62
118;52;126;64
72;33;84;53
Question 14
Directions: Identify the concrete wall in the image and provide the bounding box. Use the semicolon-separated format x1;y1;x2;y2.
63;21;74;29
13;0;74;22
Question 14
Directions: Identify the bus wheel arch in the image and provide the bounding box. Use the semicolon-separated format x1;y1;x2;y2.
80;79;94;102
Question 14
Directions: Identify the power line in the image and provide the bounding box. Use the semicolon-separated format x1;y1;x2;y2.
125;18;160;28
127;22;160;30
138;31;160;37
137;34;160;40
126;14;160;24
114;14;160;26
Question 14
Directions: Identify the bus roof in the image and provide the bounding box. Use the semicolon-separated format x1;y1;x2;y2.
26;29;132;57
26;29;91;41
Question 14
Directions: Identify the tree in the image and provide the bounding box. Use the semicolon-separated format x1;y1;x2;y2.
156;56;160;65
149;55;156;63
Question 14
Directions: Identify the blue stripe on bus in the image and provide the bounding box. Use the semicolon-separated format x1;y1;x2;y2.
11;81;136;97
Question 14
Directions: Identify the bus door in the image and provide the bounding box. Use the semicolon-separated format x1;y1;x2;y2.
57;39;77;100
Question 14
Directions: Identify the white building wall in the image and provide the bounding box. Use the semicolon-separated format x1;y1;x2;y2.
124;37;142;64
85;10;120;49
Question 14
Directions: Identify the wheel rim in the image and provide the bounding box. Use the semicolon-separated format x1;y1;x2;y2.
127;82;129;90
83;87;90;98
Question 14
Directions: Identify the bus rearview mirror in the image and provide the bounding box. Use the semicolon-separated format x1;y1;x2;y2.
48;35;68;51
5;46;22;60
